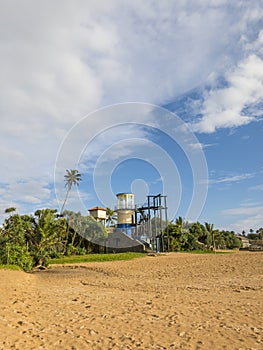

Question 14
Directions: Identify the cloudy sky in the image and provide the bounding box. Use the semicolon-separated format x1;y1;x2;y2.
1;0;263;233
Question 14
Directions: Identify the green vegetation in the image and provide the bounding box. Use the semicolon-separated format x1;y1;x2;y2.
186;250;234;254
2;205;260;272
247;228;263;241
0;208;254;272
167;218;242;252
106;207;117;227
0;264;21;270
49;252;146;264
0;207;108;271
0;168;261;271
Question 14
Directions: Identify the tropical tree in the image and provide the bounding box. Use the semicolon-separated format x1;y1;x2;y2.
4;207;16;214
247;232;259;240
60;210;108;254
175;216;183;230
220;230;241;249
62;210;92;254
62;210;83;248
61;169;82;213
106;207;117;227
258;228;263;241
189;222;211;249
205;222;216;251
0;211;34;271
81;216;107;243
28;209;67;266
167;217;200;251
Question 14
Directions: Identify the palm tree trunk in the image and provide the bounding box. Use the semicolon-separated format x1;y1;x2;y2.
61;188;70;214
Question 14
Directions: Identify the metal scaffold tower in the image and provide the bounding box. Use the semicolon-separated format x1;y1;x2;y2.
135;194;169;253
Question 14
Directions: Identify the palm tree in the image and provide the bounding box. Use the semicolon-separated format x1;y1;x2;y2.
61;169;82;214
106;207;117;227
205;222;216;251
5;207;16;214
175;216;183;229
30;209;67;266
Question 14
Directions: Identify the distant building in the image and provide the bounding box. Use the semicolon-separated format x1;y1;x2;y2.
88;206;107;226
236;235;250;248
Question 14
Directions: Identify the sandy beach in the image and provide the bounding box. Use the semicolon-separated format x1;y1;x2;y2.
0;251;262;349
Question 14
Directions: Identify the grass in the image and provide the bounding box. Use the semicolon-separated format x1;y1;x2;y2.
49;252;146;265
186;249;235;254
0;264;21;270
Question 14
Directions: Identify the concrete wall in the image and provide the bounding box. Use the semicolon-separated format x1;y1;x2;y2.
107;230;145;253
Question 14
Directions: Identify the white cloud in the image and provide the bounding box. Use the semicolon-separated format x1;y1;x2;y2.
188;142;217;151
222;205;263;232
223;206;263;216
0;178;55;222
2;1;258;135
1;180;51;203
193;54;263;133
0;0;262;218
78;124;151;168
209;172;255;185
249;184;263;191
240;199;263;207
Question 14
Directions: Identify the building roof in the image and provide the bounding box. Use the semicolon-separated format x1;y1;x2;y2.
88;206;107;212
116;192;134;196
236;235;250;242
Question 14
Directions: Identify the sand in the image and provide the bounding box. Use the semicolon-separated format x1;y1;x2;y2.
0;251;262;350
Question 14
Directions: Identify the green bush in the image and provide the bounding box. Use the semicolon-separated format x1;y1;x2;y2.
66;244;87;256
0;243;33;272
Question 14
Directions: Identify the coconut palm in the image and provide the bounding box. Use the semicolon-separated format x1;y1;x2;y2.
4;207;16;214
61;169;82;214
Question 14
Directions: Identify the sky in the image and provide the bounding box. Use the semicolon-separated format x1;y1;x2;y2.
1;0;263;233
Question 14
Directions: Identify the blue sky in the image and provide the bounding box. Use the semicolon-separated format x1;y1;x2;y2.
1;1;263;233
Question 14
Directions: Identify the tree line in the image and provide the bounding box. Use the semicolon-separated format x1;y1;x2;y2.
0;170;262;271
167;217;242;251
0;208;107;271
1;207;263;271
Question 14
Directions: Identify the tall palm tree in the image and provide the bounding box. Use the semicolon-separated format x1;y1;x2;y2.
5;207;16;214
61;169;82;214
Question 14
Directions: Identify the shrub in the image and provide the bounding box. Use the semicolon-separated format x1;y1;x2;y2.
0;243;33;272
